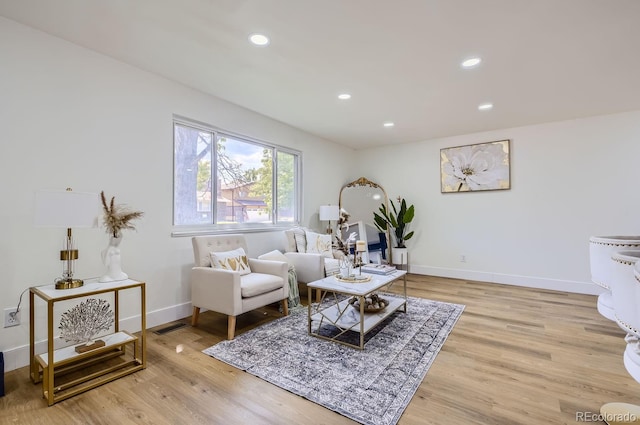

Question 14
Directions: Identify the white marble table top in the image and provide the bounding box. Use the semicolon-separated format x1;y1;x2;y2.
307;270;406;296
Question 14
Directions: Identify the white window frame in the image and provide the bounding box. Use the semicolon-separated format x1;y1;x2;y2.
172;116;302;236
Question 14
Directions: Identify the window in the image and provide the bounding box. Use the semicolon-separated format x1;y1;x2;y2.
173;118;301;233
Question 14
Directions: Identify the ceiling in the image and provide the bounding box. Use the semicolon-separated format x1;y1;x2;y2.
2;0;640;150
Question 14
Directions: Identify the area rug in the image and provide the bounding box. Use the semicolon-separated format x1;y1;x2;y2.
203;295;464;425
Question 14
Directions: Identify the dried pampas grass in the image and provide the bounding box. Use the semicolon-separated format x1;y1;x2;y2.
101;191;144;238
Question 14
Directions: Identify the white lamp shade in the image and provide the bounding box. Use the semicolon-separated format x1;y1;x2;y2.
34;190;99;228
319;205;340;221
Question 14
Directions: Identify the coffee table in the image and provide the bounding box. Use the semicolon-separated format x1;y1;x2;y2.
307;270;407;350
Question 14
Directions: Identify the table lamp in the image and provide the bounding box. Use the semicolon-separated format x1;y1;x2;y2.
34;188;99;289
319;205;340;234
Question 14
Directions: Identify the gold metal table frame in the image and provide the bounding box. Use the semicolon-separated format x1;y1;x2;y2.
29;278;146;406
307;270;407;350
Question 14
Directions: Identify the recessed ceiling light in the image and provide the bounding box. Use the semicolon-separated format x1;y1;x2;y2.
249;33;270;46
383;122;395;128
478;103;493;111
338;93;351;100
462;57;481;68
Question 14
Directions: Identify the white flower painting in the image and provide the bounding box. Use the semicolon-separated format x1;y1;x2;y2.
440;140;510;192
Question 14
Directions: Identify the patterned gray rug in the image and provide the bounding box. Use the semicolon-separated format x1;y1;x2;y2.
203;295;464;425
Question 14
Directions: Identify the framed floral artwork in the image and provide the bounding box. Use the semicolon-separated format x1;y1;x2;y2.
440;139;511;193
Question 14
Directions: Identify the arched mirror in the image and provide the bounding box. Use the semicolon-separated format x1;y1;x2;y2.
339;177;392;263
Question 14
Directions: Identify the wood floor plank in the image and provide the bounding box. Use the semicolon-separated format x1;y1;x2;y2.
1;275;636;424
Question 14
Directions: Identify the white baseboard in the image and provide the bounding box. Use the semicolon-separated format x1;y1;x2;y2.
2;269;602;373
409;265;604;295
2;301;192;373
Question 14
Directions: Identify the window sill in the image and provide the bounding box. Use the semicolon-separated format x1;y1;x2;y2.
171;224;296;238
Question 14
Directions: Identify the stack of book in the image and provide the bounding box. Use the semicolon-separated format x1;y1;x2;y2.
361;264;397;275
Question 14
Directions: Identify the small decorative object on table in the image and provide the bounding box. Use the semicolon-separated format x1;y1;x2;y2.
338;257;353;279
59;298;114;353
99;191;144;283
335;230;358;276
348;293;389;312
360;264;397;275
335;274;372;283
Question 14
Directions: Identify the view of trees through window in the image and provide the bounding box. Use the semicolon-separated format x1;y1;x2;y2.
174;120;299;227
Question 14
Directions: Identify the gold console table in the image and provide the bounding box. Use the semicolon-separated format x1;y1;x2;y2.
29;278;146;406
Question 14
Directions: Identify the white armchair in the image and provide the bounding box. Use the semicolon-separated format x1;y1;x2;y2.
191;234;289;340
599;251;640;419
589;235;640;321
283;228;343;302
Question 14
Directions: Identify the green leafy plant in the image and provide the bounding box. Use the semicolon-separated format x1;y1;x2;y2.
373;197;415;248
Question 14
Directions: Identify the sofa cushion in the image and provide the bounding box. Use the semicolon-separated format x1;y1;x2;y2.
240;272;284;298
210;248;251;276
305;230;333;259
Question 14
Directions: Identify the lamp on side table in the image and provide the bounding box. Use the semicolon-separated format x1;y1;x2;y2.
34;188;99;289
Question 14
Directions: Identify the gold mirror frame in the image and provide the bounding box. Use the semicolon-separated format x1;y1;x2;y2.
338;177;392;264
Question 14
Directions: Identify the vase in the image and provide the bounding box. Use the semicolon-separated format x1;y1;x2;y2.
339;258;353;277
99;235;128;282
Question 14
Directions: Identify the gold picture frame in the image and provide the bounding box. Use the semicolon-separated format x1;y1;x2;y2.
440;139;511;193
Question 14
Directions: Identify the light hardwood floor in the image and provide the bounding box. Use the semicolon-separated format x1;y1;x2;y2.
1;275;636;424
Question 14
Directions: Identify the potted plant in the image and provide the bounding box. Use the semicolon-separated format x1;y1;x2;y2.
373;197;415;248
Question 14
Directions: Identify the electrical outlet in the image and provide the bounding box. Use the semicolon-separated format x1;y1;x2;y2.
4;308;20;328
460;254;466;263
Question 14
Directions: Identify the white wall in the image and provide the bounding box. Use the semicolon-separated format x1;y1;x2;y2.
0;17;353;371
3;14;638;373
358;110;640;293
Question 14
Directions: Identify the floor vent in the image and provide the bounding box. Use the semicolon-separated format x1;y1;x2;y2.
153;323;187;335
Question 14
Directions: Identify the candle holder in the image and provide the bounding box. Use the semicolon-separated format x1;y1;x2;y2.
355;240;366;275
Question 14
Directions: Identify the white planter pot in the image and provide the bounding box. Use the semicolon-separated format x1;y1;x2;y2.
394;248;408;265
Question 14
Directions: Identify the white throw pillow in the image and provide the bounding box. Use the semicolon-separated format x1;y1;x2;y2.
258;249;294;273
305;231;333;259
283;230;297;253
291;227;307;253
258;249;290;265
210;248;251;275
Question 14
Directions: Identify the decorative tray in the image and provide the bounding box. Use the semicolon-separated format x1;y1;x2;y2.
348;294;389;313
335;274;372;283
